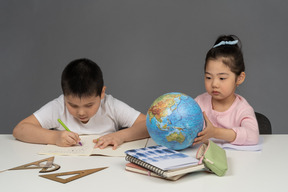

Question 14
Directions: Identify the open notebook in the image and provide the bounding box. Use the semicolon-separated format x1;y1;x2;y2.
38;135;149;157
38;134;263;157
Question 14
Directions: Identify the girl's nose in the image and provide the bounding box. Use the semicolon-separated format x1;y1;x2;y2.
212;79;219;88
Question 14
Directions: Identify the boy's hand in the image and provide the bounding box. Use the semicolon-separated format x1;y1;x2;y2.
55;131;81;147
93;132;124;150
193;111;216;146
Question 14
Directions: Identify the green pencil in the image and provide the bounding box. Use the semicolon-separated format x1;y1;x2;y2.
57;119;82;146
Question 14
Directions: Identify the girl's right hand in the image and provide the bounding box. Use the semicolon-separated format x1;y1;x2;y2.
193;111;216;145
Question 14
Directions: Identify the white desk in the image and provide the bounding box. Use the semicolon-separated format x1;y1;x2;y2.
0;134;287;192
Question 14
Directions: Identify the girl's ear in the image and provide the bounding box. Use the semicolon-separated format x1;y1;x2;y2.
101;86;106;99
236;72;246;86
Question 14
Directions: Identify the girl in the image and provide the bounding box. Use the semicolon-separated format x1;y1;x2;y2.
193;35;259;146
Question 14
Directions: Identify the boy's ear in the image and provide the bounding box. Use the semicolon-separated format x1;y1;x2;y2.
101;86;106;99
236;72;246;86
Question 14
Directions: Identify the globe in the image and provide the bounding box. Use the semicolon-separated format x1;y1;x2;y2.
146;92;204;150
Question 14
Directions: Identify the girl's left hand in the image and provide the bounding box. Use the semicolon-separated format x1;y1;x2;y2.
93;132;124;150
193;111;216;146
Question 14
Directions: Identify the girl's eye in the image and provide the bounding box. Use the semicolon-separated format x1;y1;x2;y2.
220;78;226;80
205;76;211;80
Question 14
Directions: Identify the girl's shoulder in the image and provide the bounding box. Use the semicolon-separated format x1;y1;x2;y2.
195;92;211;103
233;94;255;115
234;94;253;108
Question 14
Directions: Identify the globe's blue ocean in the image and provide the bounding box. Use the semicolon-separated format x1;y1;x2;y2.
147;92;204;150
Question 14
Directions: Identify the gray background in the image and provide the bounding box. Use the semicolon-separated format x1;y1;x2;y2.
1;0;287;134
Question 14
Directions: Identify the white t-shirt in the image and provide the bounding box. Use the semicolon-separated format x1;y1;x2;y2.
34;94;141;135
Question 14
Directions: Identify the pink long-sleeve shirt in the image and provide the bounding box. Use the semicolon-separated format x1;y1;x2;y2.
195;92;259;145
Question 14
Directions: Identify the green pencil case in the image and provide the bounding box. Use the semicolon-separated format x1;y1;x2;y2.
196;140;228;176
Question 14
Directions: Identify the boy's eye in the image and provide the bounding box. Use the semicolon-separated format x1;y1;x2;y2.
67;102;78;108
85;103;94;108
70;104;78;108
220;78;226;80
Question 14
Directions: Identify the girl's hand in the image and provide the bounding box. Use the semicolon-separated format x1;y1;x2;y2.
193;111;216;146
55;131;81;147
93;132;124;150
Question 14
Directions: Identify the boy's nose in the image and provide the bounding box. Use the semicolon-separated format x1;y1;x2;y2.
77;108;85;116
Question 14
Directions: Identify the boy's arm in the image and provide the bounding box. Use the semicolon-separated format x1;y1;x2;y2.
94;113;150;149
118;113;149;141
13;115;81;146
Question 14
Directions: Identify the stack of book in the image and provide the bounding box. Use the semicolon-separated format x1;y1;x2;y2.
125;145;205;180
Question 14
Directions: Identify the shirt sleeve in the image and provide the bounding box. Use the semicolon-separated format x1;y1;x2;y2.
196;93;259;145
33;95;64;129
107;95;141;129
231;108;259;145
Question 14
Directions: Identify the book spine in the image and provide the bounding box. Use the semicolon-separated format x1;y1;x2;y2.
125;155;166;178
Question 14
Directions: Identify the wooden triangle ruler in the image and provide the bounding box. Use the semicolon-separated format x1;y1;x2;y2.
39;167;108;184
1;156;60;173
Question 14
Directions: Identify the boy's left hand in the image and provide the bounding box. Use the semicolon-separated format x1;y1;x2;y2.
93;132;124;150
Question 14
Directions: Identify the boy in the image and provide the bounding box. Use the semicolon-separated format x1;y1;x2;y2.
13;58;149;149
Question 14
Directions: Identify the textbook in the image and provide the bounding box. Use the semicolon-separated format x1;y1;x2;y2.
125;145;205;179
38;135;148;157
125;163;186;181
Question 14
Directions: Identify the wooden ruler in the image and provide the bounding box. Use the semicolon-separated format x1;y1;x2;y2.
39;167;108;184
1;156;60;173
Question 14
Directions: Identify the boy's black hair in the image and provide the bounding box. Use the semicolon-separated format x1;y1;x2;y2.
61;58;104;97
205;35;245;76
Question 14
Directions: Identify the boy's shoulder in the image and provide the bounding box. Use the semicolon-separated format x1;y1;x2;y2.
101;94;139;116
35;95;64;115
101;94;129;110
55;94;65;103
101;94;114;107
49;94;65;109
102;94;113;102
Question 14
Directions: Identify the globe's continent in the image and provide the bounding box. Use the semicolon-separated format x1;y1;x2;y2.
146;92;203;150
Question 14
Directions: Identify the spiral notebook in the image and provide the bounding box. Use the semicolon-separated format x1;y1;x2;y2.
125;163;186;181
125;145;205;179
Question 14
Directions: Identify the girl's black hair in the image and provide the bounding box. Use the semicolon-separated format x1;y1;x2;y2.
205;35;245;76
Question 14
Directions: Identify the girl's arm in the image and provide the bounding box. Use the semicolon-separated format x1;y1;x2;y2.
230;114;259;145
193;112;236;145
193;111;259;146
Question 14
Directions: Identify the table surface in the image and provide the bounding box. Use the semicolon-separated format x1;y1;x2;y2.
0;134;287;192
